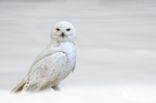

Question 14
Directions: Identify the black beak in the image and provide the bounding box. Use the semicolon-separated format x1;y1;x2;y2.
61;32;65;37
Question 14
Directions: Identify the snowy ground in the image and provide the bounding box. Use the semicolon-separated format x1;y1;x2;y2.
0;0;156;102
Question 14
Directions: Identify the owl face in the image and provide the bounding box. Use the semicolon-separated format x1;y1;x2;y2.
51;21;76;42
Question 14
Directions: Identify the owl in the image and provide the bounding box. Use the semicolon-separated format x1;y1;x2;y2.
11;21;76;93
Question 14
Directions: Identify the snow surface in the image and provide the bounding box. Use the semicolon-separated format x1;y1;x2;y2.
0;0;156;102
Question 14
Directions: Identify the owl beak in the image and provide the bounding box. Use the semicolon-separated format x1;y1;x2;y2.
61;32;65;37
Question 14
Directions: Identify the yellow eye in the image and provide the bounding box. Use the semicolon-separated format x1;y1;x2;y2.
56;28;60;31
66;28;70;31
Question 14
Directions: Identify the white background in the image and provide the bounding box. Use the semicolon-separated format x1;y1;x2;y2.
0;0;156;102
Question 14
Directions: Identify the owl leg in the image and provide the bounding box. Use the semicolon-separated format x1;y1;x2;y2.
51;84;60;91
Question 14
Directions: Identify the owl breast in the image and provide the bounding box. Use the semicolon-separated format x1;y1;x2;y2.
57;42;76;79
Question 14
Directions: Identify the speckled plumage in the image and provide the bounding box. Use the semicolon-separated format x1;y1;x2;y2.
11;21;76;92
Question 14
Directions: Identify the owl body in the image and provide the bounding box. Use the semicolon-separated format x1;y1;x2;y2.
24;42;76;91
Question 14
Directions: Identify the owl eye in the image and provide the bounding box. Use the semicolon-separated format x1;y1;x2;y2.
56;28;60;31
66;28;70;31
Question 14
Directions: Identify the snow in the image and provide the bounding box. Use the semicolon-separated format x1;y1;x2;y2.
0;0;156;102
1;85;156;103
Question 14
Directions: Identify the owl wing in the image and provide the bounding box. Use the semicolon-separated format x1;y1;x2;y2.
11;49;67;92
28;48;62;74
25;51;67;91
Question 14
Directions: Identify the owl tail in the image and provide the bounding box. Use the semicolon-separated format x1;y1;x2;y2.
11;78;26;93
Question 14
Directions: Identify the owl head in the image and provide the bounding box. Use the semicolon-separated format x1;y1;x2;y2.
51;21;76;43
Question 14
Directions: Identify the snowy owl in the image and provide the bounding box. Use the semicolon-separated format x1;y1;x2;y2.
11;21;76;93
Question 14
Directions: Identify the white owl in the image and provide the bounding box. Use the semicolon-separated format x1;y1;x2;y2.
11;21;76;93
